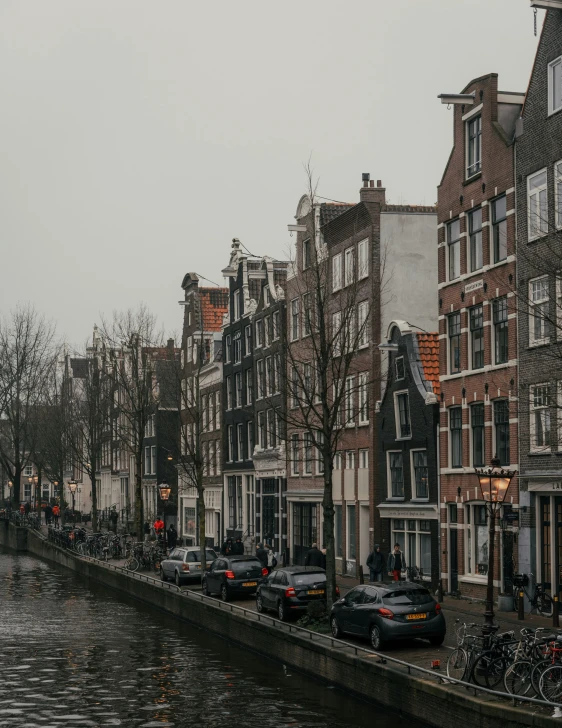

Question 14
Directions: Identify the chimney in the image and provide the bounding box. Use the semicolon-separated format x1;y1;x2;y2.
359;173;386;205
167;338;175;350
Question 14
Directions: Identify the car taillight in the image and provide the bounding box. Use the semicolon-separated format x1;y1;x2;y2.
181;564;190;572
285;587;296;598
378;608;394;620
262;567;268;576
225;570;235;579
335;586;340;596
435;603;441;614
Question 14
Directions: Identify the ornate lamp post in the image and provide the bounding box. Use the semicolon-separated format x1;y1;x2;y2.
7;480;13;508
33;475;39;512
474;455;517;633
68;479;77;528
158;481;171;552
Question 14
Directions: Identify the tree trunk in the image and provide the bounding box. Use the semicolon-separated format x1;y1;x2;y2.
13;467;22;506
36;467;42;515
134;450;143;538
198;483;206;571
323;454;337;609
90;469;99;533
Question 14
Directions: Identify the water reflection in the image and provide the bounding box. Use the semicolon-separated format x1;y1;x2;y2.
0;552;421;727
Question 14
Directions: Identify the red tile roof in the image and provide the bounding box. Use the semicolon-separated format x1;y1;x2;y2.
416;332;440;396
200;288;229;331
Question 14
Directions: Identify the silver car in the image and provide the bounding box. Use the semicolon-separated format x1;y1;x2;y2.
160;547;218;586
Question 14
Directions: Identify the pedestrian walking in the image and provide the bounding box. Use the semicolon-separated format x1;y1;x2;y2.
367;545;385;582
167;524;177;550
45;503;53;526
221;538;233;556
320;545;327;570
52;504;60;526
256;542;268;570
231;537;244;555
387;543;406;582
143;521;151;542
153;517;164;535
110;508;119;534
305;543;324;568
19;503;25;516
24;501;31;516
266;545;277;574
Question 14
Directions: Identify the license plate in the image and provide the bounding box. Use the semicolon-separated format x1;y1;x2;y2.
242;581;257;587
406;613;427;620
307;589;325;595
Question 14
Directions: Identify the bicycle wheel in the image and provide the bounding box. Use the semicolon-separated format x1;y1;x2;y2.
504;660;533;697
470;651;502;689
537;593;554;618
539;664;562;702
125;557;139;572
531;658;552;696
447;648;468;681
483;655;510;690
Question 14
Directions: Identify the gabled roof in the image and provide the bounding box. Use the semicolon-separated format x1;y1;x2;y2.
416;332;440;396
319;202;354;226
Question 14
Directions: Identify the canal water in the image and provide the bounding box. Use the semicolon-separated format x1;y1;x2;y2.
0;552;425;727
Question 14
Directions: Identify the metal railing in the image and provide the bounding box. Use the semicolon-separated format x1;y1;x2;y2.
20;522;562;713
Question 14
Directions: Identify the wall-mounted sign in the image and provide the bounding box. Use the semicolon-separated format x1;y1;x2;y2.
464;279;484;294
528;481;562;492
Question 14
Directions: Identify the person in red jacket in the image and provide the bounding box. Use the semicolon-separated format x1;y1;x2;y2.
153;517;164;534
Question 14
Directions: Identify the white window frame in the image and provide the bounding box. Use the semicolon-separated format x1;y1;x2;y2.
394;390;411;440
555;160;562;230
548;56;562;117
344;247;354;287
290;298;300;341
358;372;369;424
332;311;342;357
357;238;368;280
235;372;242;409
395;356;405;381
332;252;342;292
233;290;240;322
465;114;482;179
245;325;252;356
447;219;461;281
528;168;548;241
225;335;231;363
359;449;368;469
357;301;369;348
303;238;311;270
237;423;244;462
410;448;429;501
255;319;263;348
529;275;550;346
247;422;253;458
303;432;313;475
344;375;355;426
530;383;551;453
245;369;253;405
290;433;299;476
226;376;233;410
346;450;355;470
465;503;489;579
227;425;234;462
387;450;405;500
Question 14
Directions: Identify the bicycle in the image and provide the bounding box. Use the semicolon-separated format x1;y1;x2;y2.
512;573;553;617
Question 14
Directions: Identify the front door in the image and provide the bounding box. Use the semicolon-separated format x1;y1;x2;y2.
293;503;317;565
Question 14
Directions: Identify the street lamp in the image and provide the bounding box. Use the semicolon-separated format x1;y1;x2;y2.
474;455;517;633
158;481;171;552
33;475;39;511
7;481;13;508
68;479;77;528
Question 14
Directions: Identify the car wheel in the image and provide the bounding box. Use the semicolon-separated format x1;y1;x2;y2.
370;624;384;650
277;600;286;621
256;594;264;613
160;568;167;582
221;584;229;602
175;571;181;587
429;635;445;647
330;616;342;639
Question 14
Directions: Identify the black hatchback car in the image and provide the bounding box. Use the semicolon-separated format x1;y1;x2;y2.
256;566;337;621
202;556;267;601
330;582;445;650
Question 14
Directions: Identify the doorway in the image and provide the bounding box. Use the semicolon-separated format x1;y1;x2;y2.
293;503;317;565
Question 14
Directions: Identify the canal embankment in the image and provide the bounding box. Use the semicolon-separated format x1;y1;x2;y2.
1;520;558;728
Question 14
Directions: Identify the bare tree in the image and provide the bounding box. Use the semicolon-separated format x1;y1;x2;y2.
0;305;56;505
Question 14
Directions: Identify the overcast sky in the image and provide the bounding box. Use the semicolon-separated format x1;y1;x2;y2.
0;1;544;345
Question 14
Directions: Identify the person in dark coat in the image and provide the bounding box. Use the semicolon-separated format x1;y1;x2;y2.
231;537;244;555
367;545;385;582
256;542;269;569
221;538;233;556
305;543;324;568
110;508;119;533
24;501;31;516
45;503;53;525
387;543;406;582
167;524;177;550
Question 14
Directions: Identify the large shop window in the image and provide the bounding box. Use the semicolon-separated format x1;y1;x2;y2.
466;504;488;577
391;519;432;576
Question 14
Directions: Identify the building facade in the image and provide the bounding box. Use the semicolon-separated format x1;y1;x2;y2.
516;6;562;599
437;74;522;598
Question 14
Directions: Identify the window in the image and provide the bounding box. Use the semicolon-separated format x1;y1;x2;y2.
227;425;234;462
209;441;215;476
272;310;280;340
448;312;461;374
225;335;231;363
466;115;481;178
264;315;271;347
228;477;235;528
388;452;404;498
335;505;343;557
235;372;242;408
237;423;244;461
357;301;368;347
530;385;550;452
245;325;252;355
226;376;233;410
346;450;355;470
549;56;562;116
450;407;462;468
395;357;405;380
358;239;368;279
291;299;300;341
412;450;428;499
257;359;265;399
267;409;276;448
492;196;507;262
144;446;152;475
529;276;550;345
466;504;488;577
303;238;311;269
184;507;196;537
202;394;208;430
233;290;240;321
234;338;241;364
265;356;273;395
255;319;263;348
263;286;270;306
245;369;253;405
345;376;355;425
291;366;299;408
447;219;461;280
332;252;342;291
304;432;313;474
23;465;33;477
470;305;484;369
347;506;356;560
303;363;312;400
556;161;562;229
215;392;220;428
494;400;510;466
493;297;508;365
334;451;342;470
395;392;411;439
332;311;342;356
471;403;485;467
468;208;482;272
291;434;299;475
344;247;354;287
528;170;548;239
359;449;369;469
391;520;431;575
274;354;281;394
303;293;311;336
358;373;368;424
247;422;253;457
145;414;155;438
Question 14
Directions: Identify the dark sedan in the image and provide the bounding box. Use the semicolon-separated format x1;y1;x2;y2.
256;566;338;621
202;556;267;601
330;582;445;650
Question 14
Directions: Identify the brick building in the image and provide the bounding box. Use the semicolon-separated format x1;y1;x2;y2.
516;5;562;597
437;74;523;598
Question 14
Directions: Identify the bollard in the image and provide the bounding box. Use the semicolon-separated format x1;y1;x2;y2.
518;590;525;620
359;565;364;585
554;596;560;629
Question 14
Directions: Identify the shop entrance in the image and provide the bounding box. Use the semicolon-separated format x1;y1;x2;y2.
293;503;318;565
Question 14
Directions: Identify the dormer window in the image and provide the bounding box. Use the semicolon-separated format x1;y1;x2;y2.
233;290;240;321
466;115;482;178
264;286;270;306
303;239;311;270
548;56;562;116
395;357;405;381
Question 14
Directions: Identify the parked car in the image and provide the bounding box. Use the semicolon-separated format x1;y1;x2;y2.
202;556;267;601
256;566;339;621
330;583;445;650
160;547;218;586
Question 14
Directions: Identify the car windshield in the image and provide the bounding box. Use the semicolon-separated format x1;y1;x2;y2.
186;550;217;563
231;560;261;571
382;589;432;606
292;573;326;587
